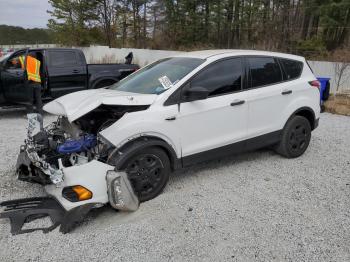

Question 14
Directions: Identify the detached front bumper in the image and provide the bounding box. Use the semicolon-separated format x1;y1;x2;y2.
0;197;96;235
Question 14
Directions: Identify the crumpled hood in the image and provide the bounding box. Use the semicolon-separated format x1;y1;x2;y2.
43;89;157;122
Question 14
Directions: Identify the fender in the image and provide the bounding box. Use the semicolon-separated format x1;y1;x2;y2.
283;106;317;130
107;136;181;171
279;90;319;131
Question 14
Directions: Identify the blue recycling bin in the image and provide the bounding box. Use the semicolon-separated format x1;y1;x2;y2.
317;77;331;103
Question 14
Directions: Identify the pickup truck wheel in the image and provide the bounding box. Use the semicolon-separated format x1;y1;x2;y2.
275;116;311;158
122;147;170;202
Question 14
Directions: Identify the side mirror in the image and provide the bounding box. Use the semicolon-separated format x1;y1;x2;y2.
184;86;209;102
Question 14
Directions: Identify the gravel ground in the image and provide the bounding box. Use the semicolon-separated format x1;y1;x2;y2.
0;110;349;262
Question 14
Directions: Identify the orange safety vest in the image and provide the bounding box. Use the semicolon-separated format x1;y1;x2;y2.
19;56;41;83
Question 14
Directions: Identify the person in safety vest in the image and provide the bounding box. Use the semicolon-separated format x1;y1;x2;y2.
18;54;43;114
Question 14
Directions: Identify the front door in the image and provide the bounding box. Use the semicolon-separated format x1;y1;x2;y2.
177;58;248;165
1;50;32;104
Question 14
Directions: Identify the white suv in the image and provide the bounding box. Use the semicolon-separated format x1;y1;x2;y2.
13;50;320;226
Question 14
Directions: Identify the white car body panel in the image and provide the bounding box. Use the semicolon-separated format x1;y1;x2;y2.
177;92;248;156
44;50;320;160
40;50;320;209
43;88;157;122
100;103;182;157
45;160;114;210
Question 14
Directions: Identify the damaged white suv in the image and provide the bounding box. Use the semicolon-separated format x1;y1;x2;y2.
1;50;320;234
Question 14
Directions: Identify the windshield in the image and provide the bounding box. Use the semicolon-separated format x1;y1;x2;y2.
109;57;204;94
0;53;11;63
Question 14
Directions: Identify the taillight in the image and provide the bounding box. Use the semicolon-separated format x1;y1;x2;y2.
308;80;320;90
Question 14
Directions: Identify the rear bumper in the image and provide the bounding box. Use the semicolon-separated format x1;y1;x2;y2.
0;197;97;235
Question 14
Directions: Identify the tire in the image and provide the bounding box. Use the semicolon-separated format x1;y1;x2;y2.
275;116;311;158
121;147;170;202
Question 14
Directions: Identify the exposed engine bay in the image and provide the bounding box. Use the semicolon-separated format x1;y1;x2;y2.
17;104;149;186
1;104;150;235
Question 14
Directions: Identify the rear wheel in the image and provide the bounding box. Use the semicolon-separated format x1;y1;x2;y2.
275;116;311;158
122;147;170;202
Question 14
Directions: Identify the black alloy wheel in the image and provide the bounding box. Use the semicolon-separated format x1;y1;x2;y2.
275;116;311;158
288;123;308;153
124;147;170;202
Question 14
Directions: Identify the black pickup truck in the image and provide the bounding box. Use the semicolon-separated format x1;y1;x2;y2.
0;48;139;106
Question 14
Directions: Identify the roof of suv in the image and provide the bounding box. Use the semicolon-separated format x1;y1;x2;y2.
174;49;304;61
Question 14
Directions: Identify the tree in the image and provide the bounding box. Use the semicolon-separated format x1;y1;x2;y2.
48;0;100;46
45;0;350;58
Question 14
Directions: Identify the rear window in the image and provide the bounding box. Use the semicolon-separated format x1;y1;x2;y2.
279;58;303;80
247;57;282;88
49;51;78;67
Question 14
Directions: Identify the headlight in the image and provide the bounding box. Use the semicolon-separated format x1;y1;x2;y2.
106;170;139;211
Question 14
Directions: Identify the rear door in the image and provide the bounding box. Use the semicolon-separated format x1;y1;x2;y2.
46;50;87;98
244;56;286;141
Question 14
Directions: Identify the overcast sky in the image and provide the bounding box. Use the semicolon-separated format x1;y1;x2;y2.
0;0;51;28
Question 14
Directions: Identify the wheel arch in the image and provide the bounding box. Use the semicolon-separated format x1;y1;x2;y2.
107;136;181;171
285;107;317;130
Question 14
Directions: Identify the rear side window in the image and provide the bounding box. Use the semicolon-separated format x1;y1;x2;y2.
279;58;303;80
49;51;78;67
247;57;282;88
189;58;242;97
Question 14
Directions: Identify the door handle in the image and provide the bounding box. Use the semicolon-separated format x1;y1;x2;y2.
282;90;292;95
72;69;80;74
230;100;245;106
165;116;176;121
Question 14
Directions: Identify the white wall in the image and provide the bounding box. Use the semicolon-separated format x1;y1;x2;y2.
81;46;349;93
307;61;350;93
81;45;183;65
0;44;59;49
1;44;348;93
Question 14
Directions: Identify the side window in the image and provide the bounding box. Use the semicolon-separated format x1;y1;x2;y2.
49;51;78;67
247;57;282;88
279;58;303;80
189;58;242;97
5;53;25;70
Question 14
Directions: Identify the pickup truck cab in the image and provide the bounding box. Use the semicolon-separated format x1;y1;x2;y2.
0;48;139;106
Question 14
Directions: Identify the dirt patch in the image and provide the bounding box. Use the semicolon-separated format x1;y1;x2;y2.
324;94;350;116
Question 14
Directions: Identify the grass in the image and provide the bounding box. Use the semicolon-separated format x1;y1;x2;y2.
324;94;350;116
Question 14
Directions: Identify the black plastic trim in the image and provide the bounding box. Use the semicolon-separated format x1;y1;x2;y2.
108;136;181;171
288;106;317;130
0;197;97;235
182;130;282;167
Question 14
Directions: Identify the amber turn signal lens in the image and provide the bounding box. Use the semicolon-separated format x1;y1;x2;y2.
62;185;93;202
72;185;92;201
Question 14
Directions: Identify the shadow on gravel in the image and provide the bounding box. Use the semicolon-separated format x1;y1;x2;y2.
73;149;277;233
0;108;52;119
0;108;28;119
170;148;276;185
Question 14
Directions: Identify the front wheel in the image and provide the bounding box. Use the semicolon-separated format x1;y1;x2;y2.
121;147;170;202
275;116;311;158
